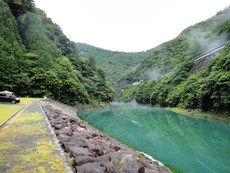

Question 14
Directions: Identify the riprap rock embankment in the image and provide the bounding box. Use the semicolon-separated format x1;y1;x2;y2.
41;100;171;173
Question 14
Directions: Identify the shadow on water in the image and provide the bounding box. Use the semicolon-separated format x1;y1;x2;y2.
79;102;230;173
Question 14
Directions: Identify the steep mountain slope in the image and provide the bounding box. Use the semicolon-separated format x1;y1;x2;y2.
120;7;230;84
0;0;114;105
76;43;155;85
76;43;118;65
119;43;230;112
119;6;230;113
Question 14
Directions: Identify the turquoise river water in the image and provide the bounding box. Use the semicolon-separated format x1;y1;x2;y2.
79;102;230;173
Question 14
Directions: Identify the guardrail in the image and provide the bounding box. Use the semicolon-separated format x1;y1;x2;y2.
162;41;229;77
193;44;227;62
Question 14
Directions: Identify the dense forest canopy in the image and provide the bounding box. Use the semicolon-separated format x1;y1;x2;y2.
0;0;114;105
1;0;229;113
119;44;230;112
118;7;230;84
76;43;156;86
118;6;230;113
76;7;230;93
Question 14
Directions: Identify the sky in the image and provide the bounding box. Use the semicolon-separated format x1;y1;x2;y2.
34;0;230;52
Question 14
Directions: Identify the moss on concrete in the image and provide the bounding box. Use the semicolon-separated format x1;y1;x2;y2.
0;103;67;173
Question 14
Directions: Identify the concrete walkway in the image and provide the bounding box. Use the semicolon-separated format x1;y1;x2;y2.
0;101;72;173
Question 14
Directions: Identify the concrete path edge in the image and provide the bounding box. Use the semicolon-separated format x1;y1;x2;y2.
0;104;27;128
38;101;73;173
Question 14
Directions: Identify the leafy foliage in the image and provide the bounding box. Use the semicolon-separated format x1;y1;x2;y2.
121;7;230;83
119;43;230;113
76;43;156;86
119;7;230;114
5;0;35;17
0;0;114;105
118;85;139;102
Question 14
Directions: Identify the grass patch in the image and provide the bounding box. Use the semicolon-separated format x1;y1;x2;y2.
65;153;74;167
166;107;230;123
0;97;42;124
0;105;23;124
19;97;42;104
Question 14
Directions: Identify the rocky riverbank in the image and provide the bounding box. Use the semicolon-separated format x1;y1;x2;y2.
40;100;171;173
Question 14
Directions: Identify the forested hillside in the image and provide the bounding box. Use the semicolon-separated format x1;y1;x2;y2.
119;6;230;113
120;7;230;83
0;0;114;105
76;43;155;86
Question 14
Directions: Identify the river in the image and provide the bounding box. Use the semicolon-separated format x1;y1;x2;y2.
79;102;230;173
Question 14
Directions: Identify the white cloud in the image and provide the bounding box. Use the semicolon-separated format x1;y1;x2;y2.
34;0;229;52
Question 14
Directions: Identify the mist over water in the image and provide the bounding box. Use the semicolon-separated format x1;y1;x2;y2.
79;102;230;173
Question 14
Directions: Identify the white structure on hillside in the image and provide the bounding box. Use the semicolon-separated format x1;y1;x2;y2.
132;80;143;86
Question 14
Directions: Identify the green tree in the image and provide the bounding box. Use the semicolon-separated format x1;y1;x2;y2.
5;0;34;17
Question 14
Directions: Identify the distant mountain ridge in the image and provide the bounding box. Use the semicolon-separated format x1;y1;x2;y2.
117;6;230;113
76;43;156;85
76;43;118;65
120;7;230;83
76;7;230;87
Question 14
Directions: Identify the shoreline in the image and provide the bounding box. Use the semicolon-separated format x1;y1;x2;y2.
165;107;230;123
118;100;230;123
41;100;171;173
74;102;112;112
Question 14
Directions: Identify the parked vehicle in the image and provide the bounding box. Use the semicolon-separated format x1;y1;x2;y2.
0;91;20;104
